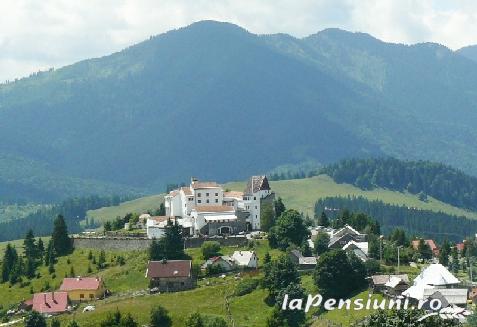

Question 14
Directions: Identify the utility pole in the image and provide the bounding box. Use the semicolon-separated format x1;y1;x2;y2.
397;246;403;274
379;235;384;264
470;257;473;284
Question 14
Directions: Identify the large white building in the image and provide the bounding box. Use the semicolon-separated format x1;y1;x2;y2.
159;176;274;237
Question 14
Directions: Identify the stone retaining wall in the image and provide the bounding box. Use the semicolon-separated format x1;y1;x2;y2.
72;236;248;251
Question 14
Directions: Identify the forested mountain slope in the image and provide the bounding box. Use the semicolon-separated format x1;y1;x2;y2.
2;21;477;201
322;157;477;212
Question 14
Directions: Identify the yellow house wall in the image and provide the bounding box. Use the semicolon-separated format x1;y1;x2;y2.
67;285;105;301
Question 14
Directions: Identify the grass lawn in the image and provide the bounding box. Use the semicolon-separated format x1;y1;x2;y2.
57;283;230;327
0;241;425;327
86;194;164;223
0;237;50;255
226;174;477;219
0;248;149;309
84;175;477;225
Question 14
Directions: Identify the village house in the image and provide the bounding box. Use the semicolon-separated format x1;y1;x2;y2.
369;274;410;296
32;292;69;315
232;251;258;269
289;249;317;270
455;242;465;253
411;239;440;257
163;176;274;236
146;260;195;292
403;264;467;306
201;256;236;272
59;277;106;302
325;225;369;261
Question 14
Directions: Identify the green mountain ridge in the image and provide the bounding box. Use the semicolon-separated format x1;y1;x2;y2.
0;154;142;203
2;21;477;202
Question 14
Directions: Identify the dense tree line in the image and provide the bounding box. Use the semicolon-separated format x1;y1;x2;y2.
267;161;322;181
1;216;72;286
0;195;130;242
315;196;477;242
359;309;461;326
321;157;477;212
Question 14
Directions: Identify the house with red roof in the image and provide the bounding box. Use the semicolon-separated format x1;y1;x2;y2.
32;292;69;315
411;239;440;257
455;243;465;253
60;277;106;302
146;260;195;292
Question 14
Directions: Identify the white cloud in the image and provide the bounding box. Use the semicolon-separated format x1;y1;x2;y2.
0;0;476;81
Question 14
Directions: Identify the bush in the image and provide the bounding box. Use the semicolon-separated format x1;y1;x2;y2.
150;306;172;327
365;259;381;275
234;278;259;296
205;265;223;276
201;241;221;259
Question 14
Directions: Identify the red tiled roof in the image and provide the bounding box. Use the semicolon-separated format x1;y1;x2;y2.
224;191;243;199
23;299;33;306
191;182;219;189
181;187;193;195
195;205;234;213
412;239;438;251
147;260;191;279
244;176;270;195
60;277;102;291
32;292;68;314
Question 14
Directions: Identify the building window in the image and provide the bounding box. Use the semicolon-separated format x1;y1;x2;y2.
206;199;210;203
198;200;202;203
215;199;218;203
215;193;218;196
198;193;201;197
254;197;256;200
206;192;209;196
255;206;257;209
80;294;84;299
89;294;94;299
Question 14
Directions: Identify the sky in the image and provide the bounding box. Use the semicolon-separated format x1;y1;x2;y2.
1;0;477;82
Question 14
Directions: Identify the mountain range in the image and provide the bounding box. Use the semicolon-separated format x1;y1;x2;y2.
2;20;477;203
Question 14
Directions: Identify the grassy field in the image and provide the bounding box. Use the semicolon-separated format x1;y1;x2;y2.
0;237;425;327
0;248;149;309
0;237;50;255
86;194;164;223
226;175;477;219
85;175;477;224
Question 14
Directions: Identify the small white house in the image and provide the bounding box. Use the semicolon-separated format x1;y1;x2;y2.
146;216;174;239
403;264;467;306
232;251;258;269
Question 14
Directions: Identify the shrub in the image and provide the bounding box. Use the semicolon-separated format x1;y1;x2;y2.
234;278;259;296
201;241;221;259
150;306;172;327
